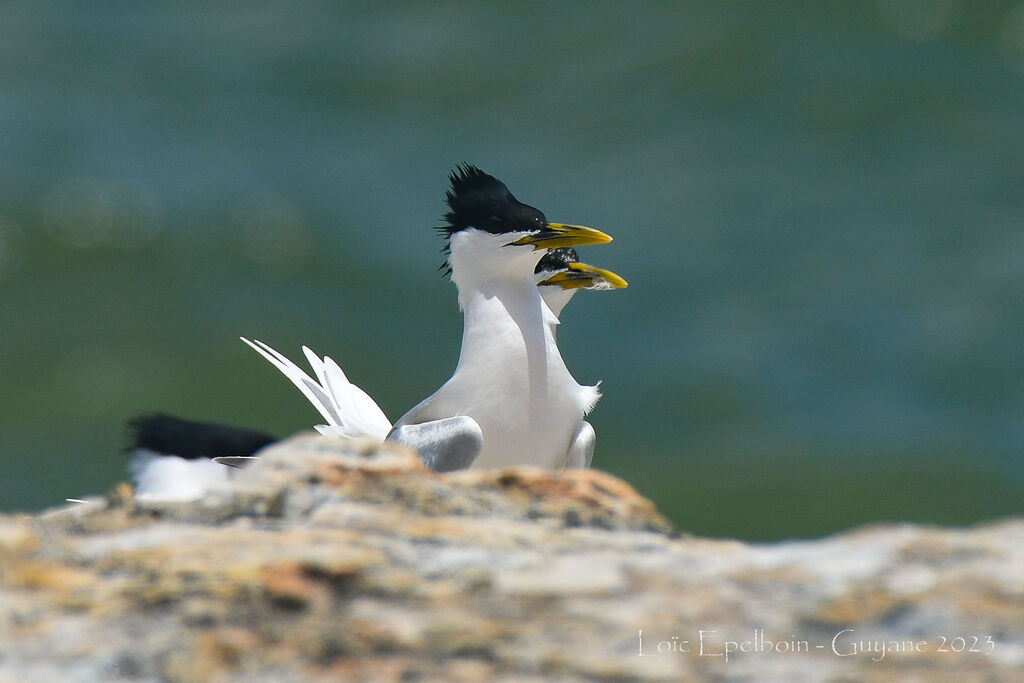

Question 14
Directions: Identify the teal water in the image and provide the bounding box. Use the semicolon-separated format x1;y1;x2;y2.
2;2;1023;540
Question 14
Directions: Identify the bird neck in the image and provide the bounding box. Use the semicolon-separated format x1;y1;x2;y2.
455;278;557;371
446;228;561;377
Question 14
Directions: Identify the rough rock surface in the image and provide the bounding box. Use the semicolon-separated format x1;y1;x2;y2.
1;435;1020;682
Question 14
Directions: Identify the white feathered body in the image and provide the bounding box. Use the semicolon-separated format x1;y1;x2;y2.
392;230;600;469
131;449;230;502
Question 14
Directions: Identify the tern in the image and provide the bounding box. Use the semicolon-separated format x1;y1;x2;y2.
248;164;623;472
128;414;275;502
534;247;629;318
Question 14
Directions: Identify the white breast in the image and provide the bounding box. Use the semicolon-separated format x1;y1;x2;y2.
405;285;592;469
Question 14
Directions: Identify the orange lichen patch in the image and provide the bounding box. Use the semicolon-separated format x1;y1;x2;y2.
309;455;428;486
301;554;373;585
4;560;95;593
106;482;136;507
0;518;38;554
263;561;330;611
262;556;367;611
447;467;673;531
389;514;487;540
473;467;647;507
955;583;1024;627
2;560;97;610
104;551;260;607
814;586;907;624
194;627;263;667
308;464;427;497
360;567;420;598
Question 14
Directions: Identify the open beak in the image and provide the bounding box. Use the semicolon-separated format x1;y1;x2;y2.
536;262;628;290
506;223;613;250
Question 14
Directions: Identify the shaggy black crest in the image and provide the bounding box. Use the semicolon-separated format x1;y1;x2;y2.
128;413;276;460
437;164;548;276
535;247;579;274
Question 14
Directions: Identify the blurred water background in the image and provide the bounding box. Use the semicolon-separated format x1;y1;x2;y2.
2;1;1022;540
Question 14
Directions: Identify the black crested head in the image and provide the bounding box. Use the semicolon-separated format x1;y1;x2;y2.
441;164;547;236
437;164;548;276
535;247;579;275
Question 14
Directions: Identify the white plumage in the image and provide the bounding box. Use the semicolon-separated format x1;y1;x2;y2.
130;449;231;502
241;338;391;440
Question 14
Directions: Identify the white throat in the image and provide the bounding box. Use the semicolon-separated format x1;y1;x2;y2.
447;229;545;311
447;229;558;392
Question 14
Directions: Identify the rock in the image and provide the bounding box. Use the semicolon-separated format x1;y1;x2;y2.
0;435;1020;681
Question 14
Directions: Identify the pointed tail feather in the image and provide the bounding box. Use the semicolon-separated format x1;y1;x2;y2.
321;354;392;438
241;338;343;428
242;338;392;441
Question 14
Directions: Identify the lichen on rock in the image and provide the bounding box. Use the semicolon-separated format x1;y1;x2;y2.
0;435;1020;681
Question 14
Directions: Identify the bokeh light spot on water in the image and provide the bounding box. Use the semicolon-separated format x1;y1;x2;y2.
43;178;163;249
0;217;27;279
54;347;128;417
230;191;311;274
877;0;955;42
998;3;1024;73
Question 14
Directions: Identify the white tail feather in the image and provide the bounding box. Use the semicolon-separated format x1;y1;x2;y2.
302;346;330;386
241;338;342;427
242;338;392;441
323;354;392;438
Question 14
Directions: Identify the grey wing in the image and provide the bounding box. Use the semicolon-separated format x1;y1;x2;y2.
387;416;483;472
563;421;595;469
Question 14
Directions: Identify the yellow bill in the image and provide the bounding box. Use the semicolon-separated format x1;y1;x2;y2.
507;223;613;250
536;261;628;290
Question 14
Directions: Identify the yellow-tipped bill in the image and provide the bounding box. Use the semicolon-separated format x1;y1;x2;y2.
536;261;628;291
506;223;613;250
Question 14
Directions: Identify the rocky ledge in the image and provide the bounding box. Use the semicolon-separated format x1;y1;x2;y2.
1;435;1021;681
